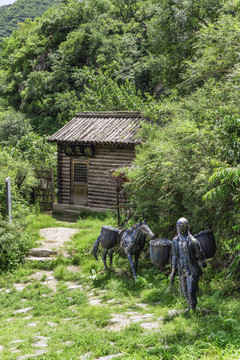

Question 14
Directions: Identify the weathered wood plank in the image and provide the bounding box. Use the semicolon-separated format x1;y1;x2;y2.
95;145;135;153
88;172;114;178
90;160;132;166
88;180;113;186
88;181;115;187
91;154;134;159
88;191;117;199
88;189;115;195
93;154;135;159
61;188;71;192
88;199;117;204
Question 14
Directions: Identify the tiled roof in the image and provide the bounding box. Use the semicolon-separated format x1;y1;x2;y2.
48;111;143;145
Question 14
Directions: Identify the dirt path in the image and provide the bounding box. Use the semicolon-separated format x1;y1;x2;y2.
24;227;163;334
39;227;79;251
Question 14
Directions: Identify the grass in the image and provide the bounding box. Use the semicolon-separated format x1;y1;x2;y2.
0;212;239;359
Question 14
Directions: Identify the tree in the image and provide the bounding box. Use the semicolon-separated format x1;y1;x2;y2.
181;13;240;92
0;110;32;146
77;69;152;112
148;0;224;88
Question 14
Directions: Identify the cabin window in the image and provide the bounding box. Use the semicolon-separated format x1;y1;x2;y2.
74;163;88;183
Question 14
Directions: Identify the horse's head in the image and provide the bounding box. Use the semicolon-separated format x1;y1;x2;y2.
139;220;155;239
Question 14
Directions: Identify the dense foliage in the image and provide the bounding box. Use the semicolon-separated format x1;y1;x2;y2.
126;1;240;274
0;0;60;42
0;0;227;134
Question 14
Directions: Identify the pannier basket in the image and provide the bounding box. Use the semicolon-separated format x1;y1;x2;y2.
100;226;119;249
193;230;216;259
150;239;172;268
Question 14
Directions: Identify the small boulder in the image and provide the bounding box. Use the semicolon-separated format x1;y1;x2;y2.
29;249;58;257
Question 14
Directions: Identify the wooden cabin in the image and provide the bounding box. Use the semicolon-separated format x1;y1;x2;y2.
48;111;143;213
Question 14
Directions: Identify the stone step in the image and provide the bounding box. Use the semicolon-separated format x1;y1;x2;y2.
63;209;81;217
25;256;54;262
29;248;58;257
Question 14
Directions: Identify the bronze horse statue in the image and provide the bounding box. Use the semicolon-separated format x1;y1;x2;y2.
93;220;155;279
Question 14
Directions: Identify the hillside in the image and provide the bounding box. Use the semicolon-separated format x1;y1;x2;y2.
0;0;60;42
0;0;222;134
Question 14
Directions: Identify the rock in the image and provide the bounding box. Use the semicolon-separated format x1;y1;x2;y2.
27;322;40;327
67;266;80;272
130;313;153;323
29;249;58;257
0;345;4;351
107;314;131;331
14;284;28;291
79;352;93;360
32;341;48;348
17;350;47;359
46;322;58;327
140;322;160;330
66;282;82;290
107;299;116;304
11;340;24;344
96;354;124;360
29;271;54;281
13;307;33;315
89;299;102;305
125;311;139;315
39;228;78;248
33;336;51;341
63;341;74;346
167;309;186;318
25;257;53;262
136;303;149;309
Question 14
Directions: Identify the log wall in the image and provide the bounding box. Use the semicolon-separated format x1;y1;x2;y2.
57;144;136;210
88;145;135;210
57;144;71;204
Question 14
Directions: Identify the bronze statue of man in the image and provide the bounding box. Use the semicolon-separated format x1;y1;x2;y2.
170;217;206;311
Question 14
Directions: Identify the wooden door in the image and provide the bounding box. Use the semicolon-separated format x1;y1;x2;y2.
71;160;88;205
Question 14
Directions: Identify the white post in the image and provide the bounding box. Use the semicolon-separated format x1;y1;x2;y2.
5;177;12;223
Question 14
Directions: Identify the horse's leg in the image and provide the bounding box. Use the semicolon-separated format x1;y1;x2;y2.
134;253;139;273
102;248;109;271
126;252;137;280
93;235;101;261
108;248;114;267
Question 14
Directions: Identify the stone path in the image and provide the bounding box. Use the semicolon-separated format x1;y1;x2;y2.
4;226;168;359
106;311;162;331
87;291;162;332
26;227;79;261
12;227;82;297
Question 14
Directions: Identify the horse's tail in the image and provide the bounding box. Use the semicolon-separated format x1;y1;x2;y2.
93;235;101;261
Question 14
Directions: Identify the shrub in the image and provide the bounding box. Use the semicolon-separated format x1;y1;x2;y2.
0;212;35;272
0;148;37;216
